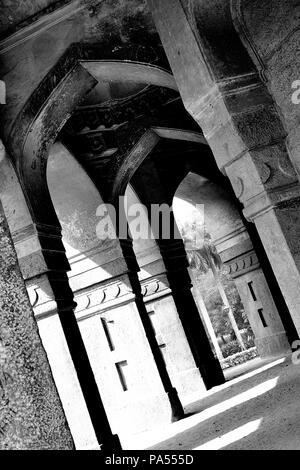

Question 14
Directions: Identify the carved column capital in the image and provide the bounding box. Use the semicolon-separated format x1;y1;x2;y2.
224;143;300;221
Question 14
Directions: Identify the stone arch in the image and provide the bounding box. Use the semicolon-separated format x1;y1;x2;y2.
80;60;178;91
21;64;95;228
184;0;300;187
3;44;179;283
230;0;300;82
45;142;186;436
111;128;225;388
147;0;300;340
4;49;182;451
171;167;291;360
111;126;208;202
189;0;257;81
8;60;175;227
147;0;288;156
6;47;187;435
230;0;268;80
57;134;187;425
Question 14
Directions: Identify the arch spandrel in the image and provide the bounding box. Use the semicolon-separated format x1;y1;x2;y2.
189;0;256;81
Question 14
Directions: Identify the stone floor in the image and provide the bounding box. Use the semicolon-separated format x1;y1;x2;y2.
121;355;300;450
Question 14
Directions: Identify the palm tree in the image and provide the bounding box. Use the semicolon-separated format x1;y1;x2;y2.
188;266;224;360
185;233;246;351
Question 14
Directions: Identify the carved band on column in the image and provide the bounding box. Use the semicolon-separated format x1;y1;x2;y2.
223;249;259;279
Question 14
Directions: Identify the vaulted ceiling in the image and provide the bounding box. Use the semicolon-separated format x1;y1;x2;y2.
0;0;217;204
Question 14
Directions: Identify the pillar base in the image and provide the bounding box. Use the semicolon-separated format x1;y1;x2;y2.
168;387;185;422
255;332;291;359
101;434;122;451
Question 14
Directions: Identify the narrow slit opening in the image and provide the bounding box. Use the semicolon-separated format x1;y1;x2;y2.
101;317;115;351
116;361;128;391
248;281;257;301
258;308;268;328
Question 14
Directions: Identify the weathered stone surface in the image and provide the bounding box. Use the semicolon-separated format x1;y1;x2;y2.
0;1;69;38
234;0;300;176
147;0;300;339
0;0;164;145
0;199;74;449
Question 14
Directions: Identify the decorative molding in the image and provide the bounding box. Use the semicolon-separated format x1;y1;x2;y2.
277;153;296;179
11;223;36;244
243;182;300;222
12;222;62;244
259;163;272;184
188;72;264;130
19;252;49;280
66;86;178;133
73;275;171;321
27;277;57;318
141;276;170;300
213;225;247;249
217;72;262;96
75;277;134;318
232;176;244;199
67;240;120;266
224;249;260;279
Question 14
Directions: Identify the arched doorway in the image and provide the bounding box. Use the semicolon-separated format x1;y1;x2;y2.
46;141;185;444
126;136;291;381
173;171;290;378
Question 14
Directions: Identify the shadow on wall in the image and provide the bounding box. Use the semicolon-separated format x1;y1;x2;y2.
47;141;162;285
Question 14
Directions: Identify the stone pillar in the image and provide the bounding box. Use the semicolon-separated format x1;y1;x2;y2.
129;155;224;389
74;256;184;434
148;0;300;337
221;239;290;358
0;162;73;449
61;132;185;424
224;149;300;337
158;239;225;388
110;240;186;424
0;152;120;450
124;184;207;402
72;236;185;430
138;254;207;404
19;229;121;451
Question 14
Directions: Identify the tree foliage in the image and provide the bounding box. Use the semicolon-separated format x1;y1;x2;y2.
181;225;253;343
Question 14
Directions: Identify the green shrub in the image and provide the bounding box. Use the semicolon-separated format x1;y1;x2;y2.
221;340;241;358
221;347;259;369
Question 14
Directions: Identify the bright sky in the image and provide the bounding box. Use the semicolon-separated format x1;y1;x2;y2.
173;197;205;232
